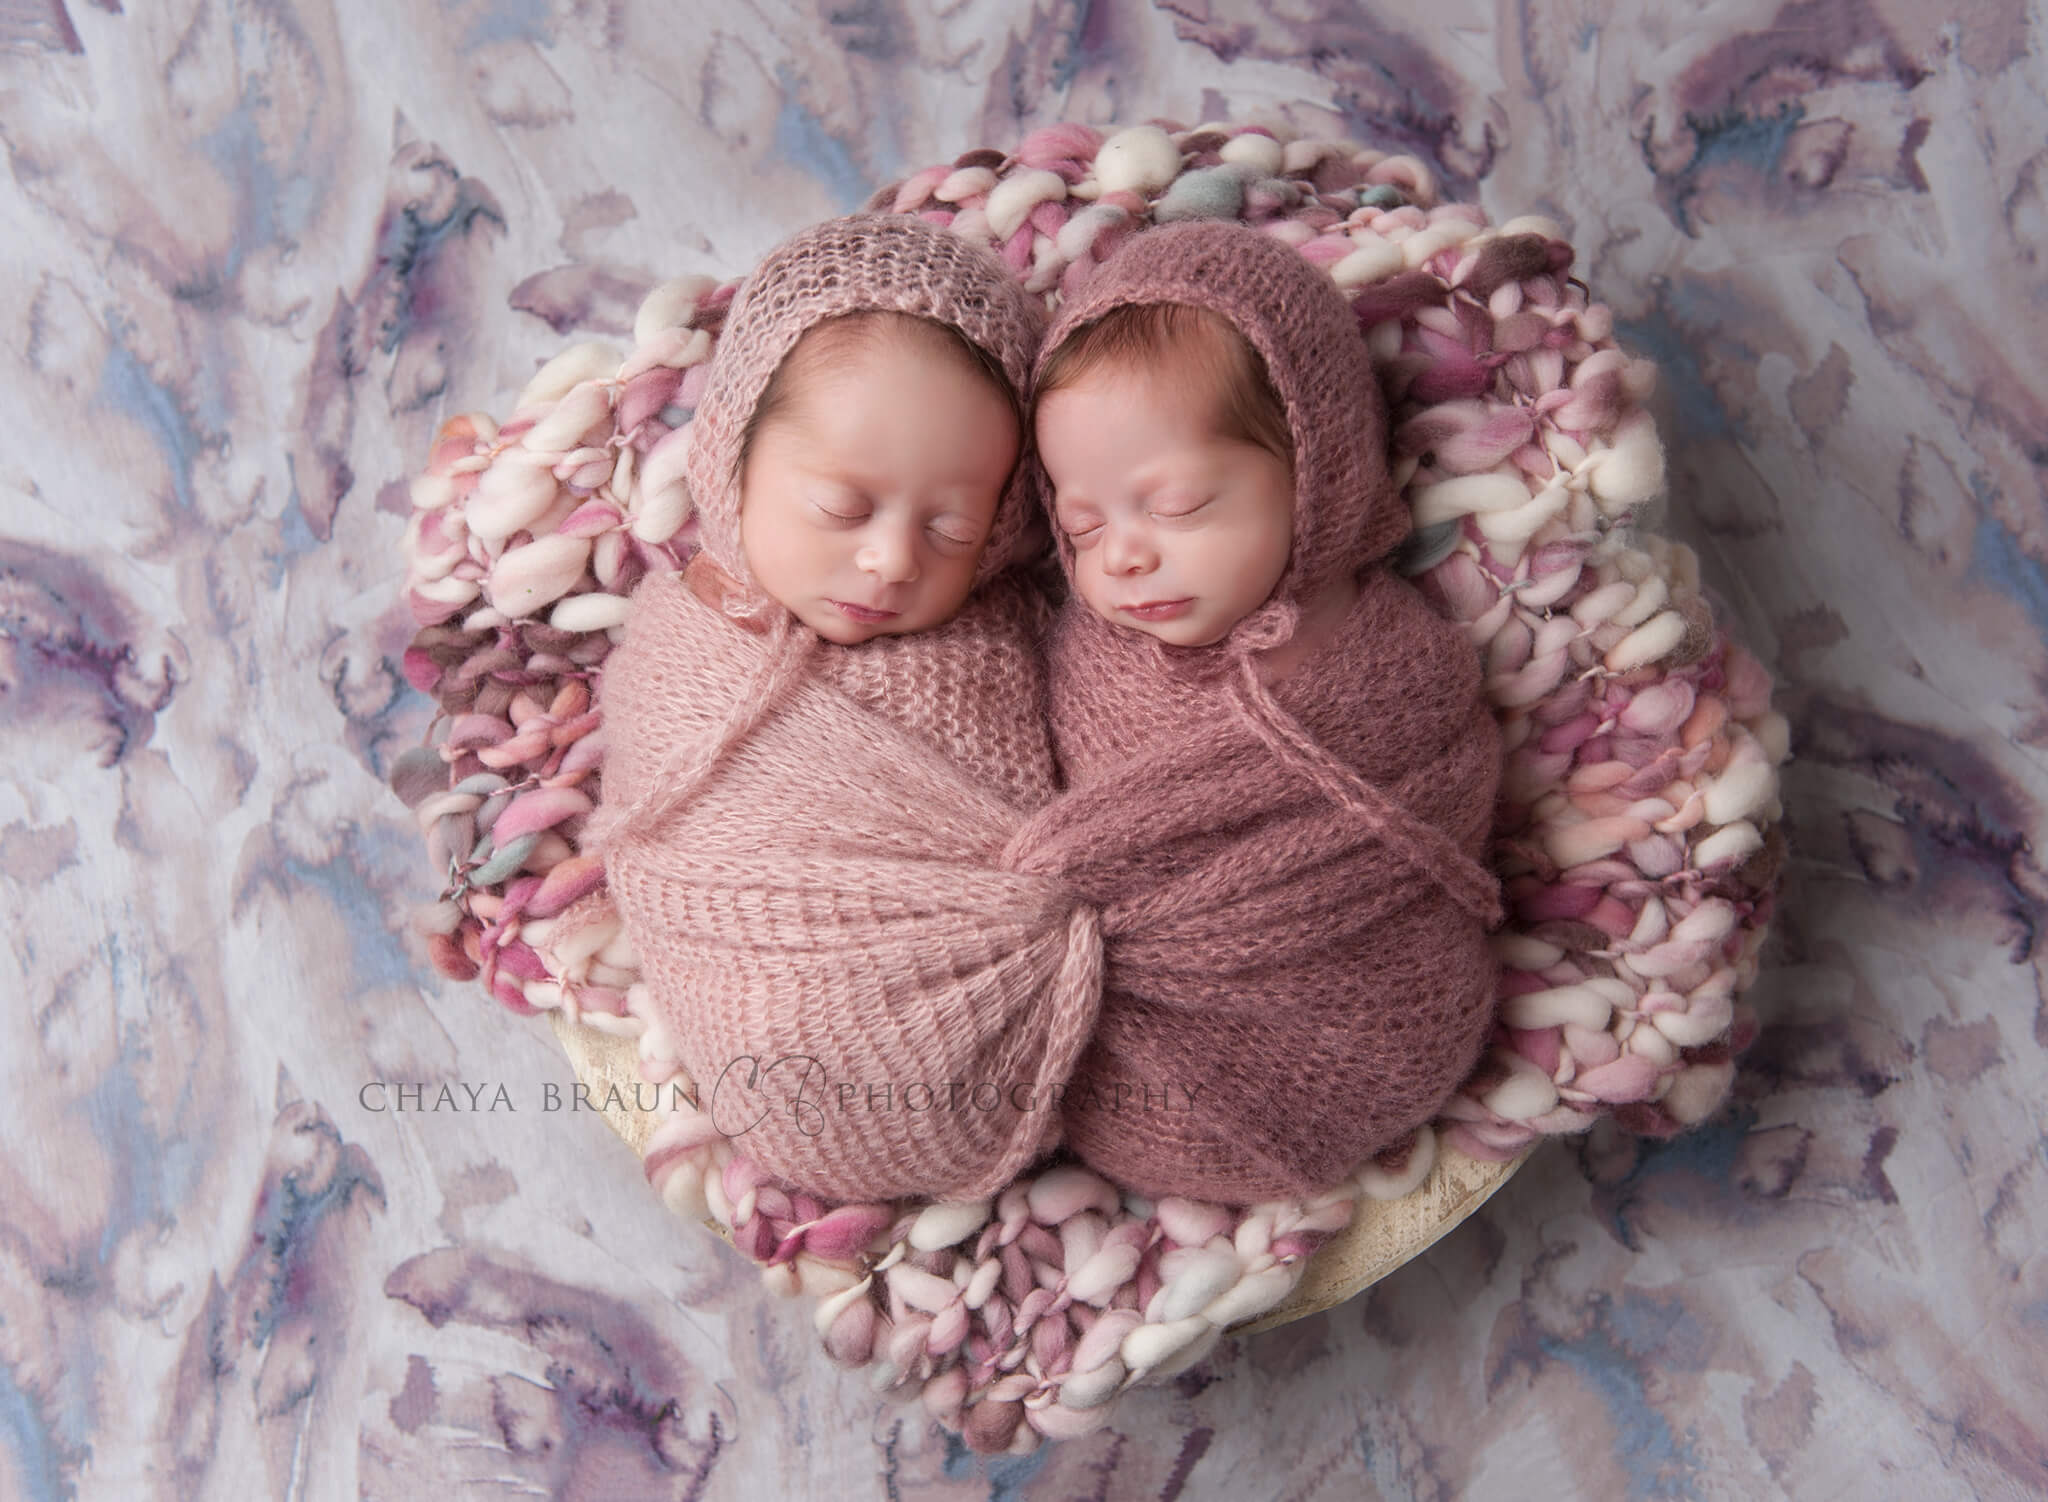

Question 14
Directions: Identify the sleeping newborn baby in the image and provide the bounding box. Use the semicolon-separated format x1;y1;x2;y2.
593;215;1100;1205
1025;220;1506;1204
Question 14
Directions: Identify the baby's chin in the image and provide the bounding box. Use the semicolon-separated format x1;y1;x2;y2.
1098;609;1234;649
803;608;896;645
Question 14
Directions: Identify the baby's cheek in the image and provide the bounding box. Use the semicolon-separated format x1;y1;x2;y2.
1180;529;1234;579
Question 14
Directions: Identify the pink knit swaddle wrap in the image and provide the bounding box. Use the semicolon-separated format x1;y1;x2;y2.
1029;221;1506;1203
593;215;1102;1204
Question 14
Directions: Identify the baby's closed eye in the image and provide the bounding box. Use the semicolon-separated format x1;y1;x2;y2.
809;492;871;524
927;517;983;549
1055;506;1105;542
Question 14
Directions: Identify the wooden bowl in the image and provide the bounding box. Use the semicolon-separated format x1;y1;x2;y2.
546;1012;1526;1333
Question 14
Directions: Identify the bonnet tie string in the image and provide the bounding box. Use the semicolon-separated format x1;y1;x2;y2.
1226;654;1504;927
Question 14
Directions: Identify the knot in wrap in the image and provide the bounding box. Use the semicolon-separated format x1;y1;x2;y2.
594;215;1093;1204
1030;221;1508;1204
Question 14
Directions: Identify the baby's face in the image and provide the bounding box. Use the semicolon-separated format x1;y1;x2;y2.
739;333;1018;644
1037;366;1294;647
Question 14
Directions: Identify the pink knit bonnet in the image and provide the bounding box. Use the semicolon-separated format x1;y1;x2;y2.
1037;219;1410;660
685;213;1049;618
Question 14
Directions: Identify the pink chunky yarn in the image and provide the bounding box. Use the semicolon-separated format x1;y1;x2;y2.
1024;222;1504;1201
591;215;1104;1204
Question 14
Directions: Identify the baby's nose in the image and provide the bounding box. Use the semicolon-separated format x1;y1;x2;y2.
1102;526;1158;575
855;529;920;582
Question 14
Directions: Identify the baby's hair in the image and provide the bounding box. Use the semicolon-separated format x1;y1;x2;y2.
1035;303;1292;465
735;311;1021;485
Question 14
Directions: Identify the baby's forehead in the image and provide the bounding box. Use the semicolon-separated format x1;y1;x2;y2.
779;310;973;382
774;313;907;391
769;314;1021;438
1051;358;1245;451
1053;303;1248;399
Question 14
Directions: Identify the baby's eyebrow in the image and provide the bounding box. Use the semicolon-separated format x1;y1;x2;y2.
790;463;865;493
1131;451;1209;496
1135;472;1203;505
791;445;890;484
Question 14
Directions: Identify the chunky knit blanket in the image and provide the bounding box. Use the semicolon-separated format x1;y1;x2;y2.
391;120;1786;1455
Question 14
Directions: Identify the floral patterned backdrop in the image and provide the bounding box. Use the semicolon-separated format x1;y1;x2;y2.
2;1;2043;1497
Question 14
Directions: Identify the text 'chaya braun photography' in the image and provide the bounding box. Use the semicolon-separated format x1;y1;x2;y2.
706;1054;1207;1139
355;1080;691;1114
